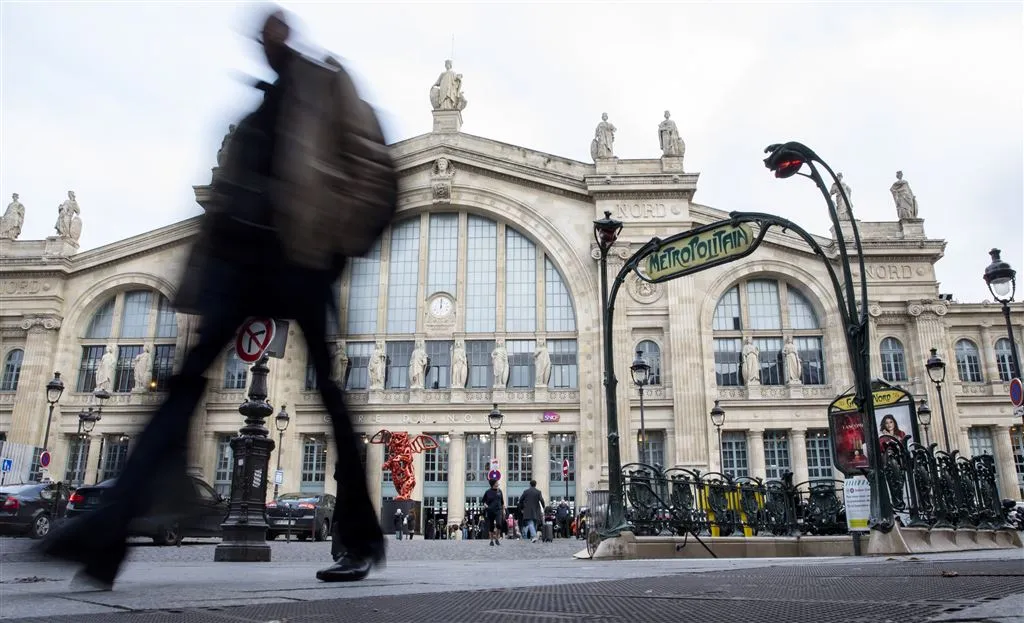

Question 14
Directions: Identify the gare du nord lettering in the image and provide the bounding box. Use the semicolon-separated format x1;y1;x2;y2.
645;223;756;281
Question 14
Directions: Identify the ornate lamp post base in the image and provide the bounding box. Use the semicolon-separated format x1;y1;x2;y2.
215;355;276;563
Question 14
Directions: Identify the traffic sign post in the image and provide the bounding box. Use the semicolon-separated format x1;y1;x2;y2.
488;469;501;482
0;457;11;486
1009;378;1023;407
39;451;51;470
562;458;570;501
235;317;276;363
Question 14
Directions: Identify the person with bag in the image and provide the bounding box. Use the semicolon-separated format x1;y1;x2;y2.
39;7;397;587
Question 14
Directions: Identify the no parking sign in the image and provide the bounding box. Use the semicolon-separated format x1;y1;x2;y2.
235;317;276;363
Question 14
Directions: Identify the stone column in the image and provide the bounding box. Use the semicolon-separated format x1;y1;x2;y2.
9;317;62;446
746;429;765;480
868;316;883;380
366;441;384;518
495;430;508;481
84;433;103;486
446;432;466;526
789;429;809;489
533;431;551;500
666;278;708;468
411;430;425;502
992;426;1021;500
958;426;971;457
980;324;1001;384
909;303;958;452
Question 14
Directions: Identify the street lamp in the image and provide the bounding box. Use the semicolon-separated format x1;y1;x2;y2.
593;209;625;528
709;400;726;474
917;399;931;447
272;404;290;501
630;350;651;466
41;372;65;452
488;403;503;469
72;407;101;485
925;347;952;451
983;248;1021;385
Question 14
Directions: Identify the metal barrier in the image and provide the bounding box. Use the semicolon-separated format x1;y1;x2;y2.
609;449;1011;540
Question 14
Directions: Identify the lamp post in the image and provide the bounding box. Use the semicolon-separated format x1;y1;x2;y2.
74;407;101;485
710;400;726;474
925;348;952;451
272;404;290;501
983;248;1021;384
917;399;932;447
762;141;891;528
487;403;503;470
41;372;65;452
594;209;625;528
630;350;651;466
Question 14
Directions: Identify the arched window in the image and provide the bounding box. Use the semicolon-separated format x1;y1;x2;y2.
223;351;248;390
711;279;825;386
341;212;579;390
636;340;662;386
880;338;908;383
955;339;984;383
77;290;178;393
0;349;24;392
995;338;1016;382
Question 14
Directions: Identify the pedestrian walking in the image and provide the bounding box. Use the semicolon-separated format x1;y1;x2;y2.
482;479;505;546
394;509;405;541
517;479;545;543
39;6;397;587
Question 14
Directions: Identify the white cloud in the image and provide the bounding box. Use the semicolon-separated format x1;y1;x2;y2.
1;1;1020;301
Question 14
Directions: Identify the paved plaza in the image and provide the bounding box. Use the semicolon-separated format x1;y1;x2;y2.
1;536;1021;622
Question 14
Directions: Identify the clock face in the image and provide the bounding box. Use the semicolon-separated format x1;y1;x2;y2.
430;296;453;317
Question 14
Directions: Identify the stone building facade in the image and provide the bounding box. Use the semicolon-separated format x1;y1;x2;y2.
1;65;1022;527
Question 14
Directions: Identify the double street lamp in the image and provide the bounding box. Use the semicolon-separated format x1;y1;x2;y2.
630;350;651;466
983;249;1021;391
917;399;932;447
488;403;504;468
272;404;290;501
925;348;952;451
41;372;66;452
709;400;726;474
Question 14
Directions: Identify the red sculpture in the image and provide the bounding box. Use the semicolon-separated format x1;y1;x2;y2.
371;430;438;500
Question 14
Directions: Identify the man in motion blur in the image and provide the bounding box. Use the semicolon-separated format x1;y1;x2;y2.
41;7;396;586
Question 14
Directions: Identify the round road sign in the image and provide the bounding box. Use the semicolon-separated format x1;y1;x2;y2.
562;458;570;478
236;317;276;363
1010;378;1023;408
488;469;501;482
39;451;51;469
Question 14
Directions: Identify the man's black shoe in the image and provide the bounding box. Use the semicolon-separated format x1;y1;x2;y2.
316;552;382;582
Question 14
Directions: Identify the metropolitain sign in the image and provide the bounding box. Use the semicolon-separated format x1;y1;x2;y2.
643;221;760;283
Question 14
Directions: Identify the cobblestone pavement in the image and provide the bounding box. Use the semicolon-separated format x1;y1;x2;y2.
0;534;586;563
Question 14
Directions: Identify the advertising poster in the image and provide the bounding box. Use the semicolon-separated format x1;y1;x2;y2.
828;381;920;477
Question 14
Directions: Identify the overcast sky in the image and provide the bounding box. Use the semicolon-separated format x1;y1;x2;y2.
2;2;1021;303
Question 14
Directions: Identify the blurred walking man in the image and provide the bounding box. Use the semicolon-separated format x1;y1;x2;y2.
41;7;397;586
517;479;545;543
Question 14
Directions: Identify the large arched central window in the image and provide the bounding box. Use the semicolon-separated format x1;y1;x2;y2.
77;289;178;393
711;278;825;386
338;212;579;391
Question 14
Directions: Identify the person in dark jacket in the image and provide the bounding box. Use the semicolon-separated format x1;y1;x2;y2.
39;8;391;588
482;479;505;546
517;480;546;543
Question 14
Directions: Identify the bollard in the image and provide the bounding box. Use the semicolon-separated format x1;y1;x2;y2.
214;354;275;562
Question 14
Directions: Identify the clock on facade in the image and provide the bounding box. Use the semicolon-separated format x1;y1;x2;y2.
429;295;454;318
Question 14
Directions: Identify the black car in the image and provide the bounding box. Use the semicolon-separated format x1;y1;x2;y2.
67;475;228;545
265;493;335;541
0;482;70;539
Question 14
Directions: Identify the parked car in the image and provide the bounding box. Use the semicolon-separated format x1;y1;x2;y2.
0;481;70;539
265;493;335;541
66;474;228;545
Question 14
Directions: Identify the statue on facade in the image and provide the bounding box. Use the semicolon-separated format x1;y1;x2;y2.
132;345;152;392
829;172;853;219
54;191;82;242
431;157;455;203
491;339;509;388
534;339;551;388
450;339;468;389
590;112;616;161
333;340;349;384
783;337;802;385
368;340;387;390
890;170;918;219
657;110;684;158
429;59;468;111
742;337;760;386
95;346;116;393
0;193;25;240
216;124;237;167
409;340;428;389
